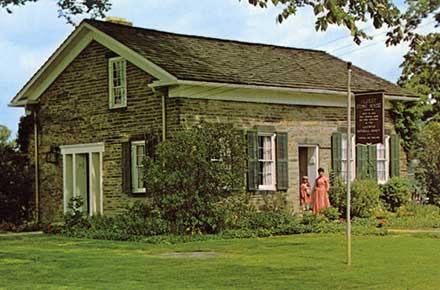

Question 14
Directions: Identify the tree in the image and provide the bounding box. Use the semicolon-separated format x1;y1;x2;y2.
0;125;11;145
1;0;111;25
392;32;440;154
399;33;440;118
3;0;438;44
0;125;33;224
415;121;440;205
243;0;439;45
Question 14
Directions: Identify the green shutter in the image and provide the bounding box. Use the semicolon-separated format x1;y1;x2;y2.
356;144;368;179
276;132;289;191
122;142;132;195
331;132;342;177
247;130;258;191
368;144;378;181
390;135;400;177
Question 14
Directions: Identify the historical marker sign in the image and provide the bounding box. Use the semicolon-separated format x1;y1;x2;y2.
355;92;384;145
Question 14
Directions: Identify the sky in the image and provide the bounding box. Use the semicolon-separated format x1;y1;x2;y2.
0;0;438;138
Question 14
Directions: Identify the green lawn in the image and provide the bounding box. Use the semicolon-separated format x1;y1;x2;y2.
0;233;439;290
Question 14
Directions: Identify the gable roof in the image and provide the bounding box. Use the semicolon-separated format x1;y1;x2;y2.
10;18;415;107
85;19;413;97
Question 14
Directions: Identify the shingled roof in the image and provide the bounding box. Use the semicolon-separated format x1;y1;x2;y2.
86;19;413;97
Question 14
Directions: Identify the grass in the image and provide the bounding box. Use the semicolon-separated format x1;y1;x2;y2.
0;233;439;290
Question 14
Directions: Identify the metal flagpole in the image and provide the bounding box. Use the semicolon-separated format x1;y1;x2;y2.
347;61;352;266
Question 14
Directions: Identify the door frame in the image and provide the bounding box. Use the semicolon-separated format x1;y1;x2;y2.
60;142;104;215
298;144;320;187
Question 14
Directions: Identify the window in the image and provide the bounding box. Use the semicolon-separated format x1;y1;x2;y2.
257;133;276;190
376;136;390;184
341;134;356;182
247;131;288;191
109;57;127;108
332;132;394;184
131;141;145;193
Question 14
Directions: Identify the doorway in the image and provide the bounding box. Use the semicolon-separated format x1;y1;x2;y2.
298;145;319;190
61;143;104;215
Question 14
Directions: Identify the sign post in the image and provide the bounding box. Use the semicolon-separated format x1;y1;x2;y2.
346;62;352;266
348;90;384;266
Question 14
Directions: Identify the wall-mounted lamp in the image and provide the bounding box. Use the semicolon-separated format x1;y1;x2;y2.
45;145;60;164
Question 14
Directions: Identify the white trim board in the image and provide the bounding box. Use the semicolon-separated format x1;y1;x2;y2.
86;23;177;82
9;21;177;107
61;142;104;215
168;83;399;109
10;27;94;106
60;142;105;155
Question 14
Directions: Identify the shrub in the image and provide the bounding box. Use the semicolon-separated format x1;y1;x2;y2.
329;177;383;218
144;122;247;234
322;207;340;221
62;199;169;239
328;176;347;215
63;197;91;235
351;179;382;218
381;177;415;212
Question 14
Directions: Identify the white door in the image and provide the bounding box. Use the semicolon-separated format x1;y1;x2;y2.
307;146;319;189
61;143;104;215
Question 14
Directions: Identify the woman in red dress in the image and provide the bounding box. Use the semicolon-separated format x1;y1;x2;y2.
300;176;312;211
313;168;331;214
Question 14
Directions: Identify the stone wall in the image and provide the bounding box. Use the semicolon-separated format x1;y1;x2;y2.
175;97;406;212
34;41;163;222
29;40;407;222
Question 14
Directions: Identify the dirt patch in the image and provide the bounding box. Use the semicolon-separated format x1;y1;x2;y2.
157;251;218;258
389;228;440;234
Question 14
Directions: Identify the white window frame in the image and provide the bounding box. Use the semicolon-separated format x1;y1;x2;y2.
377;135;390;184
257;133;276;191
131;140;146;193
60;142;104;215
108;57;127;109
341;135;356;182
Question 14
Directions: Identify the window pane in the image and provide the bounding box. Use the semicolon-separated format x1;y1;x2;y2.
137;166;144;188
263;161;271;185
377;143;386;159
136;145;144;165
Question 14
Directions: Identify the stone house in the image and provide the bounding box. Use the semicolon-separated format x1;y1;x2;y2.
9;19;417;223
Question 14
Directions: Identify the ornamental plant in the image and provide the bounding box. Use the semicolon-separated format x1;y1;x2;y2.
143;122;247;235
381;176;415;212
351;179;382;218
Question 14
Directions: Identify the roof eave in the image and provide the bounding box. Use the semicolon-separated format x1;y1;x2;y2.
150;79;419;101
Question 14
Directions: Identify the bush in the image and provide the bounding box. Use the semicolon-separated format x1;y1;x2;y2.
329;177;382;218
144;122;247;234
63;197;91;232
62;200;169;239
322;207;340;221
328;176;347;215
351;179;382;218
381;177;415;212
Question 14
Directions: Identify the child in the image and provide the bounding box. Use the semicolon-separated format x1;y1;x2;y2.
300;176;312;211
